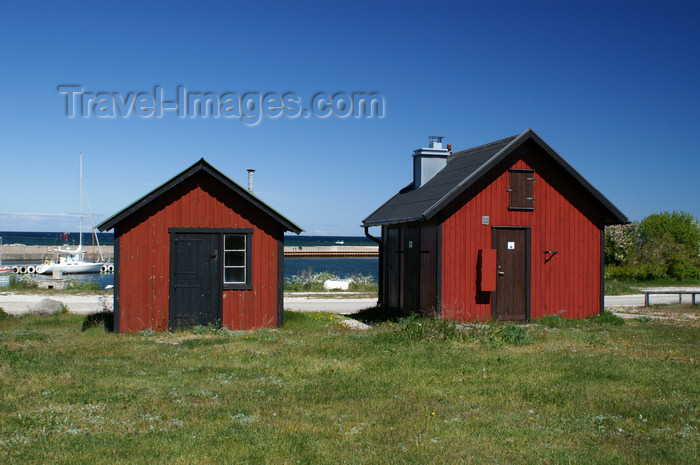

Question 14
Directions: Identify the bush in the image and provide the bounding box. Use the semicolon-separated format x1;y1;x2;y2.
495;324;535;345
586;310;625;326
399;314;464;342
605;211;700;280
605;223;638;266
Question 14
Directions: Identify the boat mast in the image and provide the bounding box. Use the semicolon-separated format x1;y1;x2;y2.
79;153;83;252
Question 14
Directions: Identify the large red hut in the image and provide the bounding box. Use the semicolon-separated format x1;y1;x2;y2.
363;129;627;321
98;159;302;332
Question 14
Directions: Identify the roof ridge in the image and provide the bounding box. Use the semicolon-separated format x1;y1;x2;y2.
451;134;519;157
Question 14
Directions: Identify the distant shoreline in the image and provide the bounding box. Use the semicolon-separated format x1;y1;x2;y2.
1;244;378;261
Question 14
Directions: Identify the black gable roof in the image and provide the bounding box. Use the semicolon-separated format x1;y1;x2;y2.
363;129;628;226
97;158;302;234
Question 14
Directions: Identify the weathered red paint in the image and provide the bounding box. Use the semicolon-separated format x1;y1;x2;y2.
440;149;603;320
115;172;283;332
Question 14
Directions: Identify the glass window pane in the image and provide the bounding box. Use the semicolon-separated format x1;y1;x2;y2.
225;251;245;266
224;234;245;250
225;267;245;283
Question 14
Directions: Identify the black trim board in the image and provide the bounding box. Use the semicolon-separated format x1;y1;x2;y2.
425;130;626;225
98;158;302;234
600;226;605;315
169;228;254;291
491;226;531;321
364;226;383;307
362;129;628;227
436;222;442;317
168;230;223;330
277;238;284;327
113;234;120;333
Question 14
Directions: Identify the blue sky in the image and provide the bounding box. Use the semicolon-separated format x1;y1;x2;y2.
1;0;698;235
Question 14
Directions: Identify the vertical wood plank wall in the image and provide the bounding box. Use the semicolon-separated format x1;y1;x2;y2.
440;148;603;321
116;173;281;332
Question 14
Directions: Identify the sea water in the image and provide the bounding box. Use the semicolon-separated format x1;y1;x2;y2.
0;232;379;287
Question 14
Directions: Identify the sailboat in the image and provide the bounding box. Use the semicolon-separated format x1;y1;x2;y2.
36;154;108;275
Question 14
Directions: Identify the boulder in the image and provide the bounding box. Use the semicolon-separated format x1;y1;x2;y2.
323;279;351;290
28;298;65;315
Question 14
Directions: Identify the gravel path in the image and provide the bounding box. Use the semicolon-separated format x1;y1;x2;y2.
0;292;692;317
0;293;376;316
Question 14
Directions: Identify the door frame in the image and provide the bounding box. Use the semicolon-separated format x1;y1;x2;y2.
491;226;531;321
168;228;224;329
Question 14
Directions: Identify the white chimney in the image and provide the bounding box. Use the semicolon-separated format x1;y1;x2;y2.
247;169;255;193
413;136;450;189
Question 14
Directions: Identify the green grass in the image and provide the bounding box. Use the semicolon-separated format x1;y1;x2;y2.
605;278;700;295
1;312;698;464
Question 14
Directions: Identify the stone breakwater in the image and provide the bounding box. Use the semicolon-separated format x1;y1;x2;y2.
1;245;114;261
1;244;379;261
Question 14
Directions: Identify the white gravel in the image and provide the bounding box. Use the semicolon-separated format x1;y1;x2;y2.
2;292;691;317
0;292;376;316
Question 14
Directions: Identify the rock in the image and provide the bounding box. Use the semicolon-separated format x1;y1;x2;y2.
341;319;371;330
28;298;65;315
323;279;351;290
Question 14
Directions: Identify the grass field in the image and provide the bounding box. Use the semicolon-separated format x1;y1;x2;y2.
1;309;698;464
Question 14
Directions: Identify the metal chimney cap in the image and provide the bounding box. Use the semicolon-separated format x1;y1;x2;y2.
428;136;445;149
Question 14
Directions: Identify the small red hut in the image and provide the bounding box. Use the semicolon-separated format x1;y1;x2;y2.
363;129;627;321
98;159;302;332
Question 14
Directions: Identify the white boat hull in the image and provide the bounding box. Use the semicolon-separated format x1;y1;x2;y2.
36;261;105;275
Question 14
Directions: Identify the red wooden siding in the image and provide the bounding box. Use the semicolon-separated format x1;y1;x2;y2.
116;172;282;332
441;144;603;321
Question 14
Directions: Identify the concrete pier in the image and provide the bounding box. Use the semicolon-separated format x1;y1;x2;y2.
1;245;114;261
1;244;378;261
283;246;378;257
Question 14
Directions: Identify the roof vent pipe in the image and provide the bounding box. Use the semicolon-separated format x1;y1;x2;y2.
247;169;255;193
413;136;450;189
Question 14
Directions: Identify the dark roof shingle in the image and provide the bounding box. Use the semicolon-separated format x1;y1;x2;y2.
362;129;627;226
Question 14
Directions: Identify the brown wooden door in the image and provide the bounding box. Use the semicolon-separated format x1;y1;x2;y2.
493;228;529;320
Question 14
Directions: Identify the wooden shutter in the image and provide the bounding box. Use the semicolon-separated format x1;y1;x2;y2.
508;169;535;210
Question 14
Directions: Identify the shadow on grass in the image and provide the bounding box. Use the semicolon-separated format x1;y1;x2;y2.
82;312;114;332
348;305;406;324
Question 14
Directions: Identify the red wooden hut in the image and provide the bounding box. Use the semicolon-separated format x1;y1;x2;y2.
98;159;302;332
363;129;627;321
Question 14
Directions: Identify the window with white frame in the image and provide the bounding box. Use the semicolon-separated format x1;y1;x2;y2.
223;233;248;287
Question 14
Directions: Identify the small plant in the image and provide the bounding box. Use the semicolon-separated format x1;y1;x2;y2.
495;323;535;345
284;272;376;292
586;310;625;326
0;307;10;319
9;274;38;289
399;313;464;342
66;281;102;291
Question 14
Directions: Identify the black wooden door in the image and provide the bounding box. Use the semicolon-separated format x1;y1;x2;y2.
401;225;420;312
493;228;529;320
170;232;221;330
385;227;400;308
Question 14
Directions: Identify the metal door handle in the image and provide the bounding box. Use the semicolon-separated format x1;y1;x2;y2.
498;271;505;276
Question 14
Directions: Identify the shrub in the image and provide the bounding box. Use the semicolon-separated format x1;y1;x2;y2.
495;323;534;345
605;223;638;266
605;211;700;281
586;310;625;326
399;314;464;342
